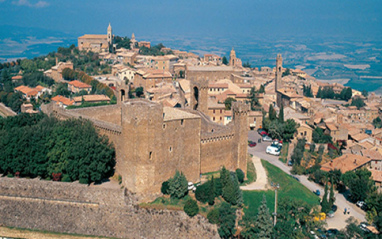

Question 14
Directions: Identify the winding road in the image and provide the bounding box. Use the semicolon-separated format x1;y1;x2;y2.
247;130;366;229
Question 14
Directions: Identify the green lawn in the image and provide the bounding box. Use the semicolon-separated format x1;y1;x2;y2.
243;159;319;218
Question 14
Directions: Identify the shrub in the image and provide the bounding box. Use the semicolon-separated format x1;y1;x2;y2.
207;208;220;224
214;178;222;197
168;171;188;199
62;174;71;182
309;143;316;153
236;168;245;183
291;165;305;175
318;145;325;154
195;181;210;203
184;199;199;217
161;181;170;195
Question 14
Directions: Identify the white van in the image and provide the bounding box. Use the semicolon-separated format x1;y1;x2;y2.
266;145;281;156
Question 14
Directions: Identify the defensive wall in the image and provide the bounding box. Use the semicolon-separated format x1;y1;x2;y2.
0;177;218;239
42;97;249;202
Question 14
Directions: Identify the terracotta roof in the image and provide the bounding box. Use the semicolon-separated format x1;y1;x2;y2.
78;34;107;39
321;154;371;173
358;141;374;150
371;170;382;182
326;123;338;131
51;95;74;106
351;133;370;142
362;149;382;160
73;95;110;103
208;83;229;88
11;75;23;80
68;80;91;89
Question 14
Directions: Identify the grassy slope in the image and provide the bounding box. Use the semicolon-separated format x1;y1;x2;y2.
243;159;319;218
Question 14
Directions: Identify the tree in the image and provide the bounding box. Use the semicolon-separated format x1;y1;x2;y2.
236;168;245;184
341;168;375;202
248;86;260;110
268;104;276;121
168;170;188;199
312;127;332;144
329;178;335;208
303;85;313;97
243;62;251;68
207;208;220;224
282;68;290;77
224;97;236;110
161;180;170;194
208;176;216;205
310;143;316;153
222;172;243;206
195;181;210;203
218;202;236;238
259;84;265;94
373;117;382;129
318;145;325;155
282;119;298;142
254;195;273;239
362;90;369;97
135;87;144;98
321;180;330;213
184;198;199;217
278;104;284;123
351;97;365;109
222;56;228;65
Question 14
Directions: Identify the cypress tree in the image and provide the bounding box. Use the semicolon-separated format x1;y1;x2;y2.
329;177;335;208
278;104;284;123
208;176;216;205
255;194;273;239
321;180;330;213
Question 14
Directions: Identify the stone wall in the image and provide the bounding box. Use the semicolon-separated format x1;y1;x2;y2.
0;103;17;117
0;177;218;239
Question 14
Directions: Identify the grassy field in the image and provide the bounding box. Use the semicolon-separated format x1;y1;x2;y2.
243;159;319;218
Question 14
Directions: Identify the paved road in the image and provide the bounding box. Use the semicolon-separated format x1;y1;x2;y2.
240;155;268;191
248;130;366;229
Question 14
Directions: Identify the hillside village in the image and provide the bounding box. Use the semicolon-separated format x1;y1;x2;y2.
1;23;382;238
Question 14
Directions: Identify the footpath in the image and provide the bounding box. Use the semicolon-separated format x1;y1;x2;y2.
240;155;268;191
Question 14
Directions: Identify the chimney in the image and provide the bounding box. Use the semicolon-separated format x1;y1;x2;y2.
354;159;357;165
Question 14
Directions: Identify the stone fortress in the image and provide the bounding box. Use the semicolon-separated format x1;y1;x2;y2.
42;77;249;201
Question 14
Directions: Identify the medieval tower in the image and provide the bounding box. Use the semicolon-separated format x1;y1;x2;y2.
107;23;114;53
275;53;283;91
190;78;208;115
232;101;250;173
229;48;236;66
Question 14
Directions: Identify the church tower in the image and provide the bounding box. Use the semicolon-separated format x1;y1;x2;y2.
107;23;113;46
229;48;236;66
130;33;137;49
275;54;283;91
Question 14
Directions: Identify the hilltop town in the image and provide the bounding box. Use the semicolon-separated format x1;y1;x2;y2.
0;24;382;238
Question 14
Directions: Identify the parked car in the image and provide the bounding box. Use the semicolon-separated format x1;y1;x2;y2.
248;141;257;147
291;175;300;182
188;182;195;191
266;145;281;156
273;139;283;146
257;128;266;134
326;228;339;237
313;190;320;196
260;131;268;136
327;210;335;218
356;201;365;208
331;205;337;212
262;135;272;142
359;222;371;232
288;160;293;166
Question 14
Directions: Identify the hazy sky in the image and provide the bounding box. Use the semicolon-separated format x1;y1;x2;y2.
1;0;381;40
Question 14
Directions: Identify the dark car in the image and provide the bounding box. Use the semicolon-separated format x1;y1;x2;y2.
260;131;268;136
326;228;339;237
291;175;300;182
288;161;293;166
313;190;320;196
331;205;337;212
257;128;266;134
248;141;257;147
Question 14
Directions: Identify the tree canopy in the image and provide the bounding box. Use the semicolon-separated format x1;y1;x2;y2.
0;113;115;184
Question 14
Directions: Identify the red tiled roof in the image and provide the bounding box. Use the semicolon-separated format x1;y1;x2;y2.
68;80;91;89
51;95;74;106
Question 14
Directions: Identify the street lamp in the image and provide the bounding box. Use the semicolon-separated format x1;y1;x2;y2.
271;182;280;226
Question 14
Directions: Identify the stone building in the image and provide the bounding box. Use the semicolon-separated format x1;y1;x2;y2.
67;80;92;94
43;60;73;82
42;79;249;201
78;23;114;53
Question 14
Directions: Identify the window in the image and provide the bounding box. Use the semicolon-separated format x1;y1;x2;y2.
169;147;172;152
220;117;222;120
304;131;307;136
149;152;152;160
213;117;215;121
213;110;215;114
220;109;222;113
181;119;184;125
163;124;166;129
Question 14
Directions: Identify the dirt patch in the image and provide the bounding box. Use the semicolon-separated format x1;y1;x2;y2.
0;227;112;239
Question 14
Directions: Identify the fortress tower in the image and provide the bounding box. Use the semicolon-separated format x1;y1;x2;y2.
232;101;250;172
190;78;208;115
275;54;283;91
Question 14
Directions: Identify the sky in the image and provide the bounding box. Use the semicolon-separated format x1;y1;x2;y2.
0;0;382;41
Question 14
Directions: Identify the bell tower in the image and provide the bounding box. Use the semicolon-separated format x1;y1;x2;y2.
229;48;236;66
275;54;283;91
